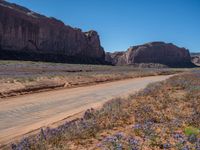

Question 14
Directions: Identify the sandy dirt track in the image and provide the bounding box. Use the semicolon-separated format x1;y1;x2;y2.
0;75;173;144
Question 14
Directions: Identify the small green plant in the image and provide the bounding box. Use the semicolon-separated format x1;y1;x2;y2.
184;126;199;136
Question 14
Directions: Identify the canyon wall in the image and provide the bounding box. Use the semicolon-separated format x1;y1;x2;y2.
0;0;105;64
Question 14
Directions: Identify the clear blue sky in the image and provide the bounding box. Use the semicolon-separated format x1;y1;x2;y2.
7;0;200;52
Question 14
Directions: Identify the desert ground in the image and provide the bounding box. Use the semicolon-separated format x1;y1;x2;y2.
0;61;199;150
0;75;173;145
0;60;183;98
2;69;199;150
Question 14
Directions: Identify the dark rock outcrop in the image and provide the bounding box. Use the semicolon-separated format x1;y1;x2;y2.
106;42;194;67
0;0;105;64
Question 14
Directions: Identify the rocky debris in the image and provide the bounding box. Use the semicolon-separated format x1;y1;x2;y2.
0;0;105;64
191;53;200;66
106;42;194;67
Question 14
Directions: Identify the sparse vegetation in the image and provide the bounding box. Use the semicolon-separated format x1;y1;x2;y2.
0;60;184;98
184;126;199;137
5;70;200;150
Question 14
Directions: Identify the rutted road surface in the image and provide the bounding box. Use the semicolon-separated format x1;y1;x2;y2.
0;75;173;144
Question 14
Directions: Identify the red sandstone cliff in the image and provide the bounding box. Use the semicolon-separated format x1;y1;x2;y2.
0;0;105;63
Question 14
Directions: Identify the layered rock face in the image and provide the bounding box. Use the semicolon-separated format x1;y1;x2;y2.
0;0;105;63
106;42;193;67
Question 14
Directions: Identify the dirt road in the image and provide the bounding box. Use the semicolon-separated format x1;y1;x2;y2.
0;75;173;144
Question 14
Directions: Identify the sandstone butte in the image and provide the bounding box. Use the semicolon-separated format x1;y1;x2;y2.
106;42;194;67
0;0;105;64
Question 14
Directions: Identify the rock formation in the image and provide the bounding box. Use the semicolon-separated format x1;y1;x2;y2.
0;0;105;64
106;42;193;67
191;53;200;66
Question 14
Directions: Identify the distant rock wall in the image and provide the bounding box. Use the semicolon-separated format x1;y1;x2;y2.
0;0;105;63
106;42;194;67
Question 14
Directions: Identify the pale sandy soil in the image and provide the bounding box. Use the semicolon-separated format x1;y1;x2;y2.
0;75;173;145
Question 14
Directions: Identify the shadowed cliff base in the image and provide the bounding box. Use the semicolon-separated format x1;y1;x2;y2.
0;50;108;65
106;62;197;68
